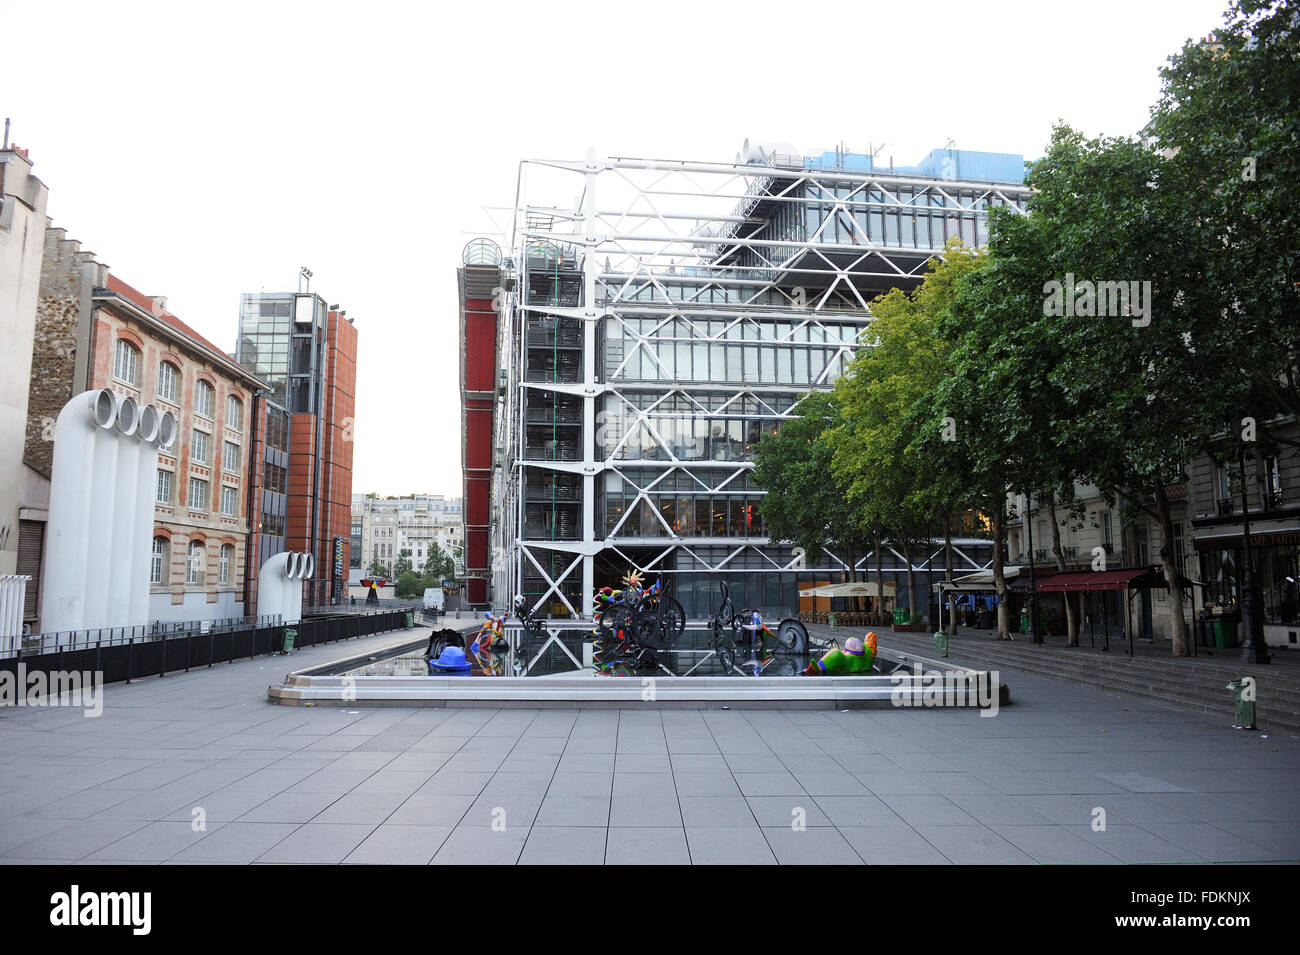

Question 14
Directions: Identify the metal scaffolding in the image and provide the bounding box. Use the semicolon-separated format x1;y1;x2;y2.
488;148;1031;619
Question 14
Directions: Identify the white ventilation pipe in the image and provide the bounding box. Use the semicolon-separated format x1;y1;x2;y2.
129;406;168;624
106;396;140;625
0;575;30;653
43;389;168;638
257;551;314;626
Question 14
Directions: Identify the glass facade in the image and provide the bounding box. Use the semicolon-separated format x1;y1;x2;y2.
237;298;292;406
499;152;1030;617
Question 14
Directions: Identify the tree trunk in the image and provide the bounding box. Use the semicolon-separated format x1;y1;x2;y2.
944;512;957;635
874;531;885;617
1154;483;1189;657
991;499;1011;640
1047;490;1079;647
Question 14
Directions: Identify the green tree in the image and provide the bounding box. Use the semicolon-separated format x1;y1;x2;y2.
831;239;986;623
365;558;388;579
421;543;454;587
1024;125;1236;656
1150;0;1300;427
752;391;870;585
393;548;414;578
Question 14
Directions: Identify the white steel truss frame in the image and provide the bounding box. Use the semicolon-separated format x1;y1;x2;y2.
493;154;1028;618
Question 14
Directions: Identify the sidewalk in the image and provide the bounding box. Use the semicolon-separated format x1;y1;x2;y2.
809;622;1300;735
1;621;1297;864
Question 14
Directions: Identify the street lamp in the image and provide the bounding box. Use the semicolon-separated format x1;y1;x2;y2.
1238;450;1270;664
1024;494;1042;645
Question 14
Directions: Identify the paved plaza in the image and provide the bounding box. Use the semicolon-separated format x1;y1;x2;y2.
1;628;1297;864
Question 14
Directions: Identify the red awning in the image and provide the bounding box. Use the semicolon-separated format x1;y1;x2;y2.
1036;568;1162;592
1009;568;1059;592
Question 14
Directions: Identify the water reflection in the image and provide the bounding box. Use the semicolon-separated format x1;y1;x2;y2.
343;642;892;678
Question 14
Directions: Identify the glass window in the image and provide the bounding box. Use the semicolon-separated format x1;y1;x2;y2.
725;345;742;381
157;362;179;402
195;381;214;419
151;537;169;584
223;441;240;473
186;540;205;585
219;544;232;585
113;339;138;385
156;469;172;505
220;486;238;517
192;429;210;464
884;211;900;247
226;395;243;431
188;477;208;512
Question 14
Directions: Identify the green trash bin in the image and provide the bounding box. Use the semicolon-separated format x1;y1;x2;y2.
892;607;906;626
282;628;297;653
1226;678;1256;730
405;611;415;629
827;612;839;628
1212;618;1239;649
1019;613;1030;633
934;631;949;657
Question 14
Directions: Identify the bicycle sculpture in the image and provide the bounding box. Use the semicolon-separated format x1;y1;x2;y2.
510;594;548;675
468;609;510;676
709;581;807;674
592;569;686;674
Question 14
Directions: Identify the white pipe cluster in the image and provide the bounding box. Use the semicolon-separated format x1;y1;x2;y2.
42;389;176;636
257;551;314;626
0;575;31;652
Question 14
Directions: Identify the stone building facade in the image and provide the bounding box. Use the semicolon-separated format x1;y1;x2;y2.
1;147;48;588
19;263;268;630
353;494;464;578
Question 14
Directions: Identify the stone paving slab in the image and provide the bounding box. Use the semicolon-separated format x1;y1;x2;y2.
1;627;1298;864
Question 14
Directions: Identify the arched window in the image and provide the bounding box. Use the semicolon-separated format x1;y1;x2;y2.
225;395;243;431
151;537;170;584
219;544;233;585
186;540;205;585
113;339;139;385
157;361;179;403
195;380;214;419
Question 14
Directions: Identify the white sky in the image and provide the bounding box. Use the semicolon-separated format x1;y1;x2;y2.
7;0;1229;497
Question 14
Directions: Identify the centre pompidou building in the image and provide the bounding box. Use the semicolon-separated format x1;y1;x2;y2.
465;142;1031;620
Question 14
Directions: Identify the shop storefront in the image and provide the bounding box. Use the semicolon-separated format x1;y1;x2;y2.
1195;529;1300;646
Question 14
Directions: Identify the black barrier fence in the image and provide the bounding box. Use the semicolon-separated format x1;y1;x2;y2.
0;610;411;688
7;614;285;660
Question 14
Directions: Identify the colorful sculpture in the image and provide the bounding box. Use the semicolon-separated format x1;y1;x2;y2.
469;610;508;676
428;645;473;675
802;632;877;676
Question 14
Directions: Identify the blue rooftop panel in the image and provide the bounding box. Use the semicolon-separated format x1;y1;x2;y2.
803;147;1027;184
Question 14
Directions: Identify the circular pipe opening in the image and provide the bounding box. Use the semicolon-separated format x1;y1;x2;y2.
137;404;161;443
302;553;315;580
115;395;139;437
286;553;301;578
156;411;178;449
93;389;118;429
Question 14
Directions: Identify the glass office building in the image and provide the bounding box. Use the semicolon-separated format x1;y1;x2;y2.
483;144;1030;619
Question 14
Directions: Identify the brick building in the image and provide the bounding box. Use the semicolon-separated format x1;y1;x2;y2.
20;255;268;630
237;290;357;609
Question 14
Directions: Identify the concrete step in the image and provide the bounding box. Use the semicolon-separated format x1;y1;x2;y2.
862;629;1300;735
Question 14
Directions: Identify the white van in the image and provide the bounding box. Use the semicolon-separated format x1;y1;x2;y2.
422;587;445;612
